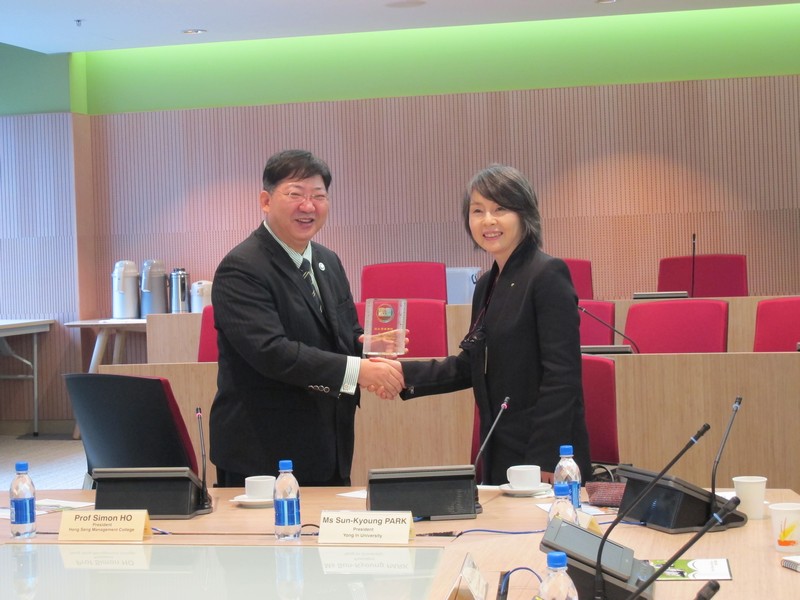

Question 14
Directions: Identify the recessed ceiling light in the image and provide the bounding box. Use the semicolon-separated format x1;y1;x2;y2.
386;1;426;7
182;29;207;35
596;0;617;4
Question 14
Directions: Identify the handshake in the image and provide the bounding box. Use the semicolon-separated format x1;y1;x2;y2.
357;329;409;399
358;357;405;399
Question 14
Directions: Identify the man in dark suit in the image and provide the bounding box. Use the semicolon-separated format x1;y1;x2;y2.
210;150;404;487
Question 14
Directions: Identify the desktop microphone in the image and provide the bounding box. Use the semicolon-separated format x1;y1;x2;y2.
473;397;510;513
693;580;721;600
690;233;697;298
593;423;711;600
623;497;740;600
578;306;641;354
195;407;212;510
709;397;742;521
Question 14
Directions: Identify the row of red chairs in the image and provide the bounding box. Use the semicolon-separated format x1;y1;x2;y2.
359;255;749;303
565;254;749;300
579;297;800;353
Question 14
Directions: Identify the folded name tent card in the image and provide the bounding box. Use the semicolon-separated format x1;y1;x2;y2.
59;510;152;541
318;510;413;545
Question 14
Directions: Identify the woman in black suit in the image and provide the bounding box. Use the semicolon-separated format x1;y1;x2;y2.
401;165;591;485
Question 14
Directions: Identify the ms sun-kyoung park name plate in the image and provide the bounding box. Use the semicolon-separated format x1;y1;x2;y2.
363;298;407;357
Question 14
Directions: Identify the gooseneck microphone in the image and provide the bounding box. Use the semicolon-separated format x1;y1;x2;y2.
474;397;510;475
593;423;711;600
578;306;641;354
195;407;212;510
694;580;721;599
709;396;742;520
473;397;510;513
623;497;740;600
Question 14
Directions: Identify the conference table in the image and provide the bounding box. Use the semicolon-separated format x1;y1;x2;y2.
1;486;797;598
0;319;55;436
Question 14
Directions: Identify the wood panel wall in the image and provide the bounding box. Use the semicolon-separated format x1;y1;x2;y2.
1;75;799;426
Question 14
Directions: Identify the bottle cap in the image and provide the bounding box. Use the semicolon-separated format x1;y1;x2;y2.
559;444;574;456
547;551;568;569
278;459;293;471
15;461;29;472
553;482;570;497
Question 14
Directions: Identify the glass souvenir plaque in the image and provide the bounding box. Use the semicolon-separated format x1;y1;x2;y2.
363;298;407;357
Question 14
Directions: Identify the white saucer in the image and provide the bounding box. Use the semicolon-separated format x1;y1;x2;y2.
499;483;552;497
230;494;273;508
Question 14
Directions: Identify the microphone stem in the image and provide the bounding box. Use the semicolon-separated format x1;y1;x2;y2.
578;306;641;354
624;499;739;600
473;398;509;484
709;397;741;520
594;424;710;600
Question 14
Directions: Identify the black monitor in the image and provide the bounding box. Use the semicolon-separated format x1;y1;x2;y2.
617;465;747;534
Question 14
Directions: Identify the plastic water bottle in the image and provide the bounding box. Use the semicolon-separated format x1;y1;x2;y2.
274;459;301;540
548;482;579;525
553;445;581;508
537;551;578;600
9;461;36;538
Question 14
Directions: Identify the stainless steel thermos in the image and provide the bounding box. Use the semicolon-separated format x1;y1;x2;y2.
170;268;190;313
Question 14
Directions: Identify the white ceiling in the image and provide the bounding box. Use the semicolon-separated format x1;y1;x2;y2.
1;0;793;55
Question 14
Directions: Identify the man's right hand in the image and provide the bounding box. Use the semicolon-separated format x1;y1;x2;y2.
358;357;404;399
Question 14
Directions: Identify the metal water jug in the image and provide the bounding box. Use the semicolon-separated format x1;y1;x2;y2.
170;268;190;313
190;280;213;313
140;259;168;317
112;260;139;319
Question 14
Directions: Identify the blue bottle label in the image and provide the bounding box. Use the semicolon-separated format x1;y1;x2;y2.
274;498;301;526
569;481;581;508
10;497;35;525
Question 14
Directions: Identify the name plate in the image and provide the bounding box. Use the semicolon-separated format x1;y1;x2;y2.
318;510;412;545
59;510;151;541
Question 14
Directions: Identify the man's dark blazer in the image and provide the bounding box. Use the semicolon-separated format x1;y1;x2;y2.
209;225;363;483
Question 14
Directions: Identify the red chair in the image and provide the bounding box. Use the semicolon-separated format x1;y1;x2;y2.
197;304;218;362
624;299;729;353
64;373;199;487
581;355;619;465
657;254;748;297
578;300;615;346
356;298;447;358
753;296;800;351
563;258;594;300
361;262;447;302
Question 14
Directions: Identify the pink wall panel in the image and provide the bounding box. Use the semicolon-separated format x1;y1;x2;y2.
1;75;799;428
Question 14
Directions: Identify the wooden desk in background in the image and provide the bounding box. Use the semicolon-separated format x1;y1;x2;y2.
614;352;800;493
143;297;789;359
2;487;798;599
137;305;800;492
0;319;55;436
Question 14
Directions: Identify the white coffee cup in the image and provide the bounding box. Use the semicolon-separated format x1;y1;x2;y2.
506;465;541;489
245;475;276;499
732;475;767;520
769;502;800;552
